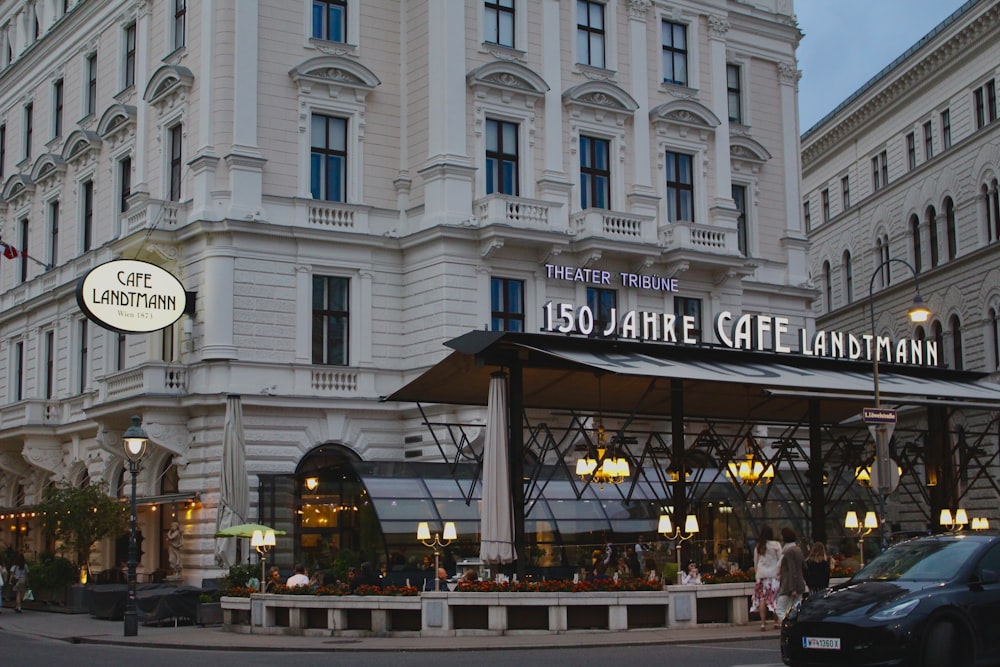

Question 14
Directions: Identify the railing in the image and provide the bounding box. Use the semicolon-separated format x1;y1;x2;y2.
125;200;183;234
475;194;552;229
102;364;189;400
310;368;359;393
659;220;735;253
570;209;657;244
221;583;755;637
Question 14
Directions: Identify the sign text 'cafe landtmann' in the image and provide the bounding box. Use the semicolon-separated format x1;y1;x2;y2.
76;259;187;334
542;263;937;367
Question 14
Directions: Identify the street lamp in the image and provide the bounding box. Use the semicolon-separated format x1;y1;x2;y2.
251;529;276;592
868;258;931;552
658;513;699;584
844;510;878;567
417;521;456;591
939;508;969;531
122;415;148;637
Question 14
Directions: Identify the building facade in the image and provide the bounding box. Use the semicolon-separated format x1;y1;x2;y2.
802;0;1000;533
0;0;807;584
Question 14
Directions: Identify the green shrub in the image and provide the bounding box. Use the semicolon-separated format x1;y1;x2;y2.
28;554;78;591
225;563;260;589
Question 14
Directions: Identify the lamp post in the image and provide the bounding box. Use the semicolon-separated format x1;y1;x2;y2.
417;521;456;591
844;510;878;567
122;415;148;637
658;513;699;584
251;529;276;592
868;258;931;552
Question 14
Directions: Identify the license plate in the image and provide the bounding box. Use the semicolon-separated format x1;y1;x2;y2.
803;636;841;650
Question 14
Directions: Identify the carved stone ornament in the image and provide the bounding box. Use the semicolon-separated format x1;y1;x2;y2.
708;15;730;39
777;61;801;85
483;72;531;91
143;421;192;454
627;0;652;20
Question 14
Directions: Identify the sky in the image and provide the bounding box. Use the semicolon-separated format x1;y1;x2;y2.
794;0;970;132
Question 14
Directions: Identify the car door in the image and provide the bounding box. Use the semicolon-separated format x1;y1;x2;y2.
966;542;1000;660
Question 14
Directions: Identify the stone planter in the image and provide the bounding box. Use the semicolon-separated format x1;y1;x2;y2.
197;601;223;626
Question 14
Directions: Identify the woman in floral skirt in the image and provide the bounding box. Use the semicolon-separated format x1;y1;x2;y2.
750;525;783;630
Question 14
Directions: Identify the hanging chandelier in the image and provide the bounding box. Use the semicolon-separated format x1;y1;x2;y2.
576;423;631;488
726;450;774;485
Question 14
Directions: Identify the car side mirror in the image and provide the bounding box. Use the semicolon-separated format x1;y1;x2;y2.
979;568;1000;584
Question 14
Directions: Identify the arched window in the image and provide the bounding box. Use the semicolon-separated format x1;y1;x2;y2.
932;321;944;365
944;197;956;260
875;234;890;287
987;179;1000;243
949;314;963;370
914;325;926;342
926;205;939;268
910;214;922;273
842;250;853;304
990;307;1000;370
822;260;832;311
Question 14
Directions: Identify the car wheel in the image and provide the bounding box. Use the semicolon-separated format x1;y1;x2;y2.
921;619;972;667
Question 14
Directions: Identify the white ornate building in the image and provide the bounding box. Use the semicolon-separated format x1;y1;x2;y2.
802;0;1000;532
0;0;807;583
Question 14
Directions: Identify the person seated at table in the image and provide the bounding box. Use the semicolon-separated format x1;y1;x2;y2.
590;560;611;582
286;563;310;588
644;557;660;582
460;568;478;583
265;566;282;592
424;567;449;591
681;561;703;585
350;562;382;592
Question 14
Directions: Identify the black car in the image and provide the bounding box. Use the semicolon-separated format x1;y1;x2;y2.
781;533;1000;667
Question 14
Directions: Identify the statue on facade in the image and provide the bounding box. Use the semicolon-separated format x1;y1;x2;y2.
167;521;184;577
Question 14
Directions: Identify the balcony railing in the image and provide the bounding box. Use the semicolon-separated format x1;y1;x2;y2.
475;194;553;229
659;220;736;254
125;199;183;235
102;363;189;401
570;209;657;244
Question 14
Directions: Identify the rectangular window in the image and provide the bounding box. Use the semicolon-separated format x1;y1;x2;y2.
312;0;346;43
941;109;951;149
48;200;59;268
587;286;616;334
732;184;747;256
173;0;186;50
44;329;54;399
872;151;887;191
674;296;702;342
665;150;694;222
906;132;916;170
14;340;23;401
82;180;93;252
116;332;127;371
841;176;850;210
579;135;610;209
161;323;175;362
312;275;349;365
490;277;524;332
975;87;985;129
484;0;515;48
485;119;518;196
123;22;136;89
726;64;741;122
988;80;998;124
803;201;811;232
576;0;605;68
23;102;32;161
119;156;132;213
19;217;28;283
168;124;182;201
662;20;688;86
923;121;933;160
78;319;88;394
0;124;5;179
85;53;97;116
821;189;830;222
53;79;63;138
310;114;347;202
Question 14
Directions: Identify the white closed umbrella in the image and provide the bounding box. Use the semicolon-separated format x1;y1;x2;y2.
215;394;249;568
479;372;516;565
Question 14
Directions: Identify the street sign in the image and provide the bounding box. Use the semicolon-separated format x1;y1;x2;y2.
863;407;897;424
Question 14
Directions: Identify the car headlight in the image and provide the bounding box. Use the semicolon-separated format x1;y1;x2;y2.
870;597;920;621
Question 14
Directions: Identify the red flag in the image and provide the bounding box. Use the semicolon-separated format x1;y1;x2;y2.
2;243;18;259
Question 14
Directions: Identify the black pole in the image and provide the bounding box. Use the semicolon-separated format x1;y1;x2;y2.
808;399;826;543
124;460;139;636
671;379;686;582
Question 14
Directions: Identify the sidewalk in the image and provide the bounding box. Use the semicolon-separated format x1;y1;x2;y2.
0;607;778;652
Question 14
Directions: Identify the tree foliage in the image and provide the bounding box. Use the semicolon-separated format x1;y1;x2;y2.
36;480;128;568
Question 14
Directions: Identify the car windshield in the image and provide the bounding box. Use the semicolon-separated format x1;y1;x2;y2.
853;539;981;582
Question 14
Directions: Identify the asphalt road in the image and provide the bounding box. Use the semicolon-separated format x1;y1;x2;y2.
2;630;783;666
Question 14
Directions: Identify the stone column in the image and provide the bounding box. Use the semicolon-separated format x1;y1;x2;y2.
626;0;658;218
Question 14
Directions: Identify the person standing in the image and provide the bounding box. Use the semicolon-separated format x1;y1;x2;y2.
750;525;782;630
804;542;833;598
775;527;807;626
10;553;28;613
0;557;6;612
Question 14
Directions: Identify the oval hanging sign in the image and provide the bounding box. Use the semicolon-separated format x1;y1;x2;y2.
76;259;187;334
